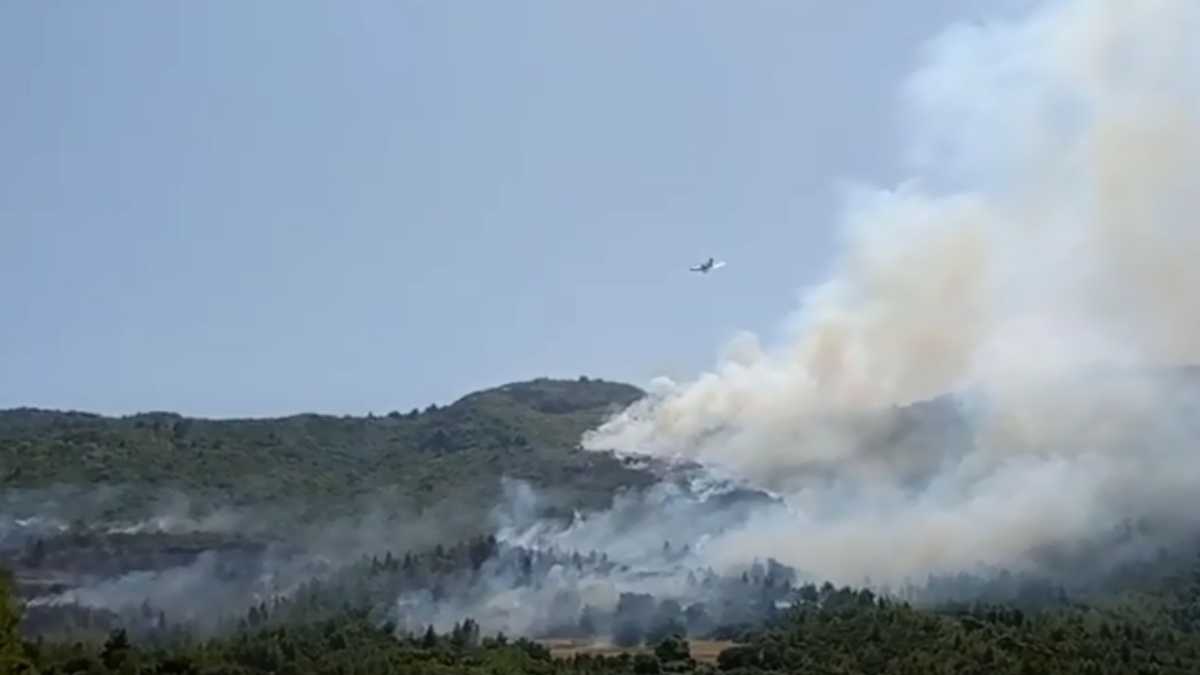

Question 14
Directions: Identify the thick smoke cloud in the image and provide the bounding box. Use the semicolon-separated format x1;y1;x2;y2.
584;0;1200;585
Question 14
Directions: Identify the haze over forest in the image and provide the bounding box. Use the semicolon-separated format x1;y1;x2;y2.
6;0;1200;673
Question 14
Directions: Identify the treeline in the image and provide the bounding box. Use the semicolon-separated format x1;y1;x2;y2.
19;534;799;648
10;529;272;579
0;378;653;523
24;530;1200;647
12;537;1200;673
715;584;1200;674
10;562;1200;674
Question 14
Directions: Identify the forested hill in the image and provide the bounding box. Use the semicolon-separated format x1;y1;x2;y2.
0;378;652;521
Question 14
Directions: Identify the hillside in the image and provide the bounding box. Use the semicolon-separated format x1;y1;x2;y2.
0;377;652;523
10;375;1200;673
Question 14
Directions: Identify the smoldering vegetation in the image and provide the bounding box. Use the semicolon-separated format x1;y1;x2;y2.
9;375;1200;648
2;472;799;644
9;447;1200;649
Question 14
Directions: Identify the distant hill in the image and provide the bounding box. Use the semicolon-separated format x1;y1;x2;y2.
0;377;652;523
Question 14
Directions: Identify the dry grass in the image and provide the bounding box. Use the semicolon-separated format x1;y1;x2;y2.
540;638;739;664
688;640;738;664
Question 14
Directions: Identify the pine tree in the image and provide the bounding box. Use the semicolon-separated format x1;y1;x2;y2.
422;625;437;649
101;628;131;670
0;569;32;673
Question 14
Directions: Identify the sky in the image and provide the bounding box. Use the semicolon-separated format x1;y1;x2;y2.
1;1;1020;418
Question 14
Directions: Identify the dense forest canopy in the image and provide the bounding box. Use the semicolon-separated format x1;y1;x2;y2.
1;378;651;522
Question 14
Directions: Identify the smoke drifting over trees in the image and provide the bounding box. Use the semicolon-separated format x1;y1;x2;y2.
7;3;1200;673
4;474;801;644
584;0;1200;587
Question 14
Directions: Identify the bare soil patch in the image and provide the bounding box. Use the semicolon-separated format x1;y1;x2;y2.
540;638;739;664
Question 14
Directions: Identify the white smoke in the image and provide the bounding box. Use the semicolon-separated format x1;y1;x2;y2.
584;0;1200;585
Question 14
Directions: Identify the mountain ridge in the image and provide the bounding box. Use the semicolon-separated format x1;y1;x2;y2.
0;377;652;523
0;376;645;424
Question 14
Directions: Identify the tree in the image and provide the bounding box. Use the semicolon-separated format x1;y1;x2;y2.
717;645;761;671
101;628;131;670
646;600;686;645
632;653;662;674
423;429;451;452
654;634;690;663
449;618;479;648
421;625;438;649
1;568;33;673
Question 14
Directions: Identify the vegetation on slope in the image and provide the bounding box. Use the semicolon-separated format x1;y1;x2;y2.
8;550;1200;674
11;375;1200;672
0;378;651;522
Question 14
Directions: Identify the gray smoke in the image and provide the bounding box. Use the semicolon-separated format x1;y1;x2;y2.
7;484;506;635
13;474;795;642
584;0;1200;586
12;0;1200;642
369;476;797;640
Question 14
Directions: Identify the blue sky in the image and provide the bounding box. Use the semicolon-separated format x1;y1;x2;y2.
1;1;1012;417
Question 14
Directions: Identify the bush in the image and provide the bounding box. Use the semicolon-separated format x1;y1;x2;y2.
654;635;690;663
633;653;662;674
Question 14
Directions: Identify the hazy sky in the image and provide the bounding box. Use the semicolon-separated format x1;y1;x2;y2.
1;1;1017;418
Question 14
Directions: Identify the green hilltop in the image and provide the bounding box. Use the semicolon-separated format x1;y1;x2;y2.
0;377;652;522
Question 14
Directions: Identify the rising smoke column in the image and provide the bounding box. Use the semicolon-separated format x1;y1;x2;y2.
584;0;1200;586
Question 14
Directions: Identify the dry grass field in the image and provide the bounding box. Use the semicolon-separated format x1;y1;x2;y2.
540;638;739;664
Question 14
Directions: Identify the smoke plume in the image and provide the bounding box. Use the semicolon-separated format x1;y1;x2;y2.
584;0;1200;585
11;0;1200;644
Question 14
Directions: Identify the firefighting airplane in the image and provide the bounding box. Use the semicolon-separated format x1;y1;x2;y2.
689;257;726;274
